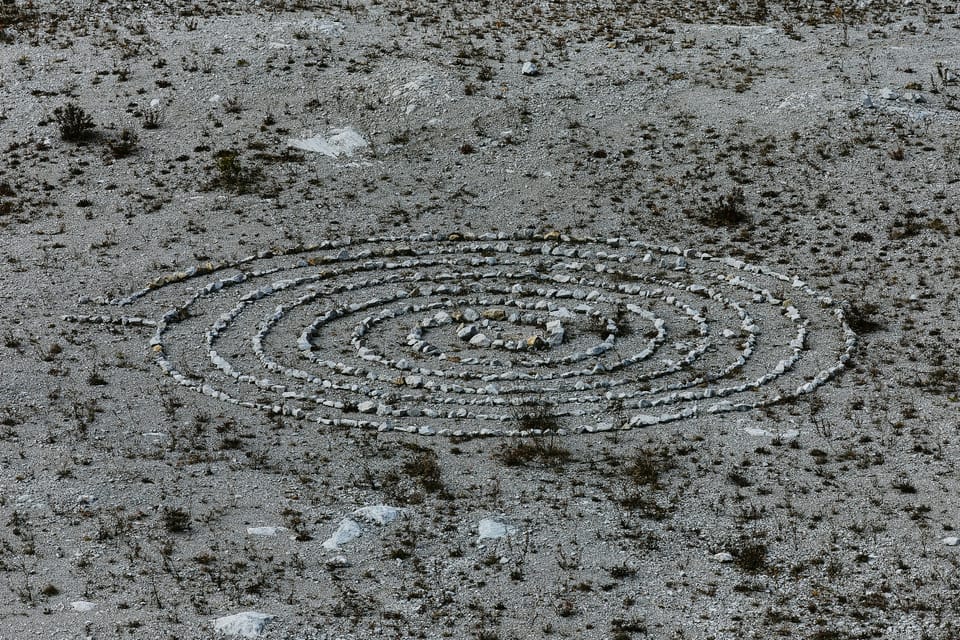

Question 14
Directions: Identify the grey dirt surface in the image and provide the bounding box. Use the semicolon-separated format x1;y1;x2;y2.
2;1;960;639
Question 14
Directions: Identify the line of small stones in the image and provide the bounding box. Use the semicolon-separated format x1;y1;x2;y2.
351;298;635;368
214;258;725;396
303;282;672;377
203;275;671;413
65;232;857;436
251;297;761;420
89;232;737;308
174;252;796;422
245;254;764;394
222;246;734;384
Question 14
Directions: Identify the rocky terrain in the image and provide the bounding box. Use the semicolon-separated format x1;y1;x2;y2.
2;1;960;639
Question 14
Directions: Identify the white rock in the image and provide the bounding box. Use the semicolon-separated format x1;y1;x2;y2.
322;518;361;550
710;552;734;563
287;127;368;157
304;19;343;35
469;333;491;348
326;555;351;568
457;324;477;340
246;526;286;536
150;98;161;108
353;505;406;525
521;61;539;76
213;612;276;638
879;87;899;100
861;94;874;109
744;427;773;437
357;401;377;413
478;518;517;540
943;536;960;546
70;600;96;612
903;91;926;103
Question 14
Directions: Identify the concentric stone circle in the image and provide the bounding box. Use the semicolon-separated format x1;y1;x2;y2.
65;232;857;436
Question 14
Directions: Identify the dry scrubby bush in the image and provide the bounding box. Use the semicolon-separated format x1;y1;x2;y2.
107;128;139;158
499;436;571;468
735;542;768;573
0;1;38;35
511;404;560;432
844;301;883;334
704;187;748;227
161;507;191;533
402;450;444;493
141;107;164;130
53;102;96;142
211;150;262;193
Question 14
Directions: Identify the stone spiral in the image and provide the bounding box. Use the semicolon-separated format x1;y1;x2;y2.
64;232;857;436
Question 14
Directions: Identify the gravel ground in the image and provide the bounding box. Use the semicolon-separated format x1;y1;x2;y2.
2;1;960;639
